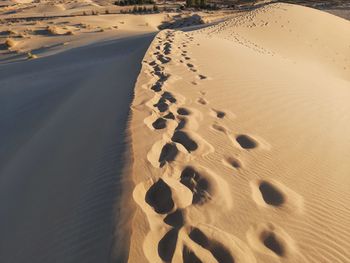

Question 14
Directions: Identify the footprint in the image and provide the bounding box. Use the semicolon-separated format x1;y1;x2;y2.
159;143;179;167
247;223;294;259
177;107;191;116
164;209;185;228
162;91;177;103
196;98;207;105
258;181;285;207
176;117;187;130
145;178;174;214
211;124;227;133
224;157;241;169
158;228;178;262
189;227;235;263
251;180;303;212
152;118;167;130
157;54;171;64
261;230;285;256
152;65;169;81
183;246;202;263
163;42;172;55
151;81;162;92
187;63;194;68
148;60;157;66
180;166;211;205
198;74;207;80
211;109;226;119
153;99;169;112
172;131;198;152
164;112;175;120
236;134;258;149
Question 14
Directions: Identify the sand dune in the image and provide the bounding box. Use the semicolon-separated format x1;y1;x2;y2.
128;3;350;263
1;0;349;262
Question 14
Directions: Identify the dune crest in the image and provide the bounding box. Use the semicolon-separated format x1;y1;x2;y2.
128;3;350;263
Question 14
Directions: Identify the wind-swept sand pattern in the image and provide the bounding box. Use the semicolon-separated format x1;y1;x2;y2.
0;33;154;263
128;3;350;263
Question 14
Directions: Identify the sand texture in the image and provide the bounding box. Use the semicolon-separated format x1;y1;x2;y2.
128;3;350;263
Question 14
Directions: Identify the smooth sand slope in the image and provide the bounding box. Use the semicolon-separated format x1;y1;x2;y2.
0;33;154;263
128;3;350;263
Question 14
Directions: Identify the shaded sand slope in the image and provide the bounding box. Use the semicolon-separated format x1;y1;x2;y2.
128;3;350;263
0;33;154;263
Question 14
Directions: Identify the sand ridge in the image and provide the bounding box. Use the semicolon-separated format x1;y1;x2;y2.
127;3;350;263
130;29;255;263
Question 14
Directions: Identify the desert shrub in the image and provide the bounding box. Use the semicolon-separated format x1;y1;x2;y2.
115;0;154;6
186;0;213;9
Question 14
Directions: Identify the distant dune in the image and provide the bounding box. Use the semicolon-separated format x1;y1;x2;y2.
127;3;350;263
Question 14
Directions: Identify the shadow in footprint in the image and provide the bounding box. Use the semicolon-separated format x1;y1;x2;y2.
261;231;285;257
197;98;207;105
216;111;225;119
162;91;177;103
180;167;211;205
172;131;198;152
163;42;172;55
154;99;169;112
149;60;157;66
236;135;257;149
164;112;175;120
177;108;191;116
159;143;178;167
158;228;178;262
259;181;285;206
189;228;235;263
157;54;171;64
164;209;184;228
183;246;202;263
154;70;169;82
152;118;167;129
176;117;187;130
145;179;174;214
151;81;163;92
226;157;241;169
